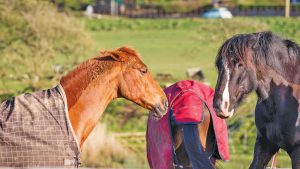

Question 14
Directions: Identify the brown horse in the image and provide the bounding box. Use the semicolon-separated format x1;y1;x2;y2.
0;46;167;167
61;46;168;147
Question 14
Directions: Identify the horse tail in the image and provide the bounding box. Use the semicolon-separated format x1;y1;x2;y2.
182;124;215;169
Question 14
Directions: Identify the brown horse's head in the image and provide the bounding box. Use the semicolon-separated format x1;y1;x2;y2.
102;47;168;118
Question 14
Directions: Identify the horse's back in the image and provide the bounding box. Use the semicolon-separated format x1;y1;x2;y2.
0;86;79;167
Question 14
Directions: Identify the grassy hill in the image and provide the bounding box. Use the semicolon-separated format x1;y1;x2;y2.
0;0;95;94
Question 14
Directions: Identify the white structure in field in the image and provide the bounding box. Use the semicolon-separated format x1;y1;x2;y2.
85;5;94;18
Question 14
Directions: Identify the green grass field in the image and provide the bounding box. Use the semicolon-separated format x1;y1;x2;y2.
85;17;300;85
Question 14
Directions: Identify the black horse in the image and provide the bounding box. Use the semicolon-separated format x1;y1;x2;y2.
213;31;300;169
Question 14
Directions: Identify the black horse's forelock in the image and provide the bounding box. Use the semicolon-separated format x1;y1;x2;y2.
215;33;252;69
216;31;300;72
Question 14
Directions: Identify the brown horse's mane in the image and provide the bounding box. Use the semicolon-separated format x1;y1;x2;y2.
216;31;300;83
64;46;140;79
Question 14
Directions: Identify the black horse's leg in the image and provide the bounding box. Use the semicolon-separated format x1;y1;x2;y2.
288;147;300;169
249;135;279;169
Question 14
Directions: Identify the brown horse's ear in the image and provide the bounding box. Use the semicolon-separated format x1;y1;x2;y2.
99;48;133;62
106;51;128;62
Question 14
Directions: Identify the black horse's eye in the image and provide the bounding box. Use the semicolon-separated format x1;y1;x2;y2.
237;63;244;68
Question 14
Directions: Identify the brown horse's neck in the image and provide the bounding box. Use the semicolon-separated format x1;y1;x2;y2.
60;59;119;148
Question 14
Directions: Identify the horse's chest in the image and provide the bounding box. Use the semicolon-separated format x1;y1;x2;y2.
255;99;300;149
259;121;287;147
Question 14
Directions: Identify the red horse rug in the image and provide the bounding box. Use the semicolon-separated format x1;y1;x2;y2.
147;80;229;169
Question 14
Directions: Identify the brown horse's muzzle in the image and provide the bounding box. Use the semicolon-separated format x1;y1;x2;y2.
150;99;168;119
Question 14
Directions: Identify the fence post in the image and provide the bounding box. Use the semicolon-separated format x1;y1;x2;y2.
285;0;290;17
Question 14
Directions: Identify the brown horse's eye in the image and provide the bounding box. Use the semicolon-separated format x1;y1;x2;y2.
140;67;148;75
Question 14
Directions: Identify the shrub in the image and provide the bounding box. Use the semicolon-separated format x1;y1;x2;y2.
81;124;131;168
0;0;95;93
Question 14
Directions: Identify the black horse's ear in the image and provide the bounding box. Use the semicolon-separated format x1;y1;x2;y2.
252;37;259;49
284;39;299;58
252;33;263;49
252;31;273;50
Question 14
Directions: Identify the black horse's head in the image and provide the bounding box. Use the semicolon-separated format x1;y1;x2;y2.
213;31;300;118
213;33;259;118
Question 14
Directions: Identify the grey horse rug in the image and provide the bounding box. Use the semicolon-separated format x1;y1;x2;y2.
0;85;80;167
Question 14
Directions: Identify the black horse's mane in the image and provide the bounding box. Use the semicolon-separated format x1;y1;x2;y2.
216;31;300;72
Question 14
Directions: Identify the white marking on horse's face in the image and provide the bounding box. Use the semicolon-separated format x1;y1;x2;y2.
221;63;234;117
